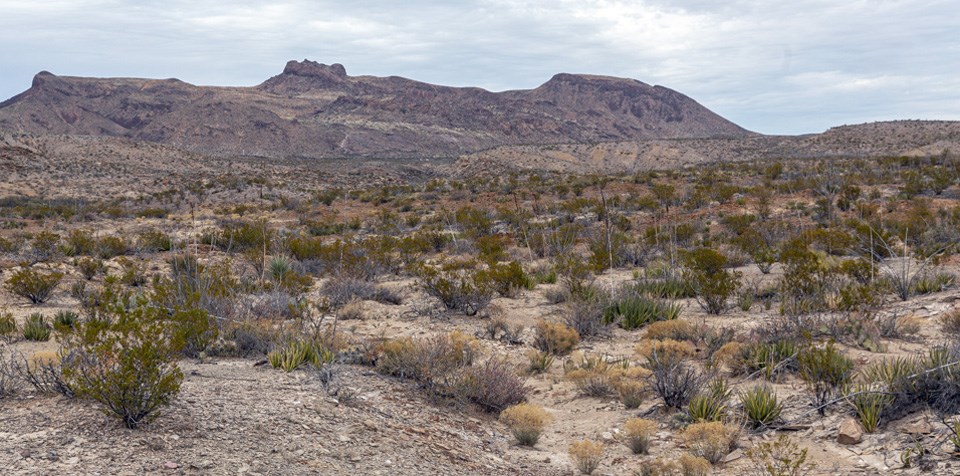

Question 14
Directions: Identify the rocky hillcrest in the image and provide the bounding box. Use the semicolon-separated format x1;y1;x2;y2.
0;60;751;159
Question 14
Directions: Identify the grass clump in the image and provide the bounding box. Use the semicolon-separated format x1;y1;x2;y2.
687;378;731;422
499;403;552;446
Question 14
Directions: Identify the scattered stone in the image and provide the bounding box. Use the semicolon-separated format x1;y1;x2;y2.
838;418;864;445
902;419;933;435
722;449;744;463
162;461;179;470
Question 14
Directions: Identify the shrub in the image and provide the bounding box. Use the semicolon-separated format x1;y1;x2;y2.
5;268;63;304
677;454;711;476
565;296;610;338
375;332;476;392
797;342;854;415
63;229;95;256
499;403;552;446
645;319;697;342
117;257;148;287
644;348;705;409
568;440;603;475
457;358;529;412
486;261;535;297
95;235;128;259
12;350;74;397
746;435;812;476
30;231;60;262
61;296;185;429
616;379;647;409
939;309;960;339
623;418;657;454
681;248;742;315
682;421;738;464
413;260;495;316
740;384;782;429
637;339;697;361
268;341;313;372
74;257;104;280
23;313;51;341
320;277;402;309
733;340;799;381
533;321;580;355
137;228;173;252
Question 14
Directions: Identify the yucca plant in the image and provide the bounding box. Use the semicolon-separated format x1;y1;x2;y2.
0;311;16;337
23;313;51;341
268;341;311;372
604;296;680;330
688;378;731;422
848;384;891;433
740;384;782;428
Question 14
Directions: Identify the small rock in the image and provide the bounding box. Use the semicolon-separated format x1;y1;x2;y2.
601;431;614;441
838;418;864;445
722;449;744;463
163;461;180;469
902;419;933;435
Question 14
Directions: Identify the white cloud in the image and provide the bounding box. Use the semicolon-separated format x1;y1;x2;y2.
0;0;958;134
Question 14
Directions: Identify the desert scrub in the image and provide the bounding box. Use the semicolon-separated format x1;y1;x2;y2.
53;310;79;333
456;358;529;412
740;384;782;428
681;247;742;315
499;403;552;446
939;309;960;340
644;319;697;342
615;377;648;409
533;320;579;355
848;384;890;432
5;267;63;304
74;257;104;280
412;259;495;316
563;352;633;397
682;421;739;464
23;313;51;341
61;294;187;429
797;342;854;415
623;418;657;454
0;311;17;337
746;435;812;476
636;339;697;361
526;350;555;374
375;332;476;392
268;340;333;372
643;347;705;409
568;439;603;474
677;454;711;476
13;350;75;397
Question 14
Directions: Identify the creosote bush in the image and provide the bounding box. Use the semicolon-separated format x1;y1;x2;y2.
499;403;552;446
568;439;603;475
61;292;187;429
5;268;63;304
797;341;854;415
681;247;741;315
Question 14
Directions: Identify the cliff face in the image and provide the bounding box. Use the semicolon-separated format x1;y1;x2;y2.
0;60;751;159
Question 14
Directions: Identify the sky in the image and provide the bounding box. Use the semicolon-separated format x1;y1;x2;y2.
1;0;958;135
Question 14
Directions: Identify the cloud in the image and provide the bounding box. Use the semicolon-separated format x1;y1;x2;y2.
0;0;957;134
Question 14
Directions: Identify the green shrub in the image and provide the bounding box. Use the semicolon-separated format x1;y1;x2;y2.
486;261;534;297
412;260;495;316
6;268;63;304
74;257;104;280
746;435;812;476
740;384;782;428
31;231;61;262
23;313;51;341
61;295;186;429
681;248;742;315
95;235;128;259
797;342;854;415
734;340;799;380
63;229;95;256
137;228;173;252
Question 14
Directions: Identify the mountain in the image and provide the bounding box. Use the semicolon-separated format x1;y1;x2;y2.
0;60;751;159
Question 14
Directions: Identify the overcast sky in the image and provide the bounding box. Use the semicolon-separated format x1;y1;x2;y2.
2;0;958;135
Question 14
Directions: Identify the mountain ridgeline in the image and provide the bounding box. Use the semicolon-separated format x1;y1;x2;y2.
0;60;751;159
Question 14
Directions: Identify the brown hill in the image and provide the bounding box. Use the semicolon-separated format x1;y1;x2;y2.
0;60;751;159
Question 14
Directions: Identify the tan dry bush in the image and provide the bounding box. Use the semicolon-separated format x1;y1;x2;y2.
533;320;580;355
568;439;603;475
710;342;743;368
29;350;60;370
499;403;552;446
616;379;647;409
637;458;679;476
682;421;739;464
939;309;960;339
623;417;657;454
636;339;697;361
338;299;366;320
645;319;697;342
678;454;712;476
